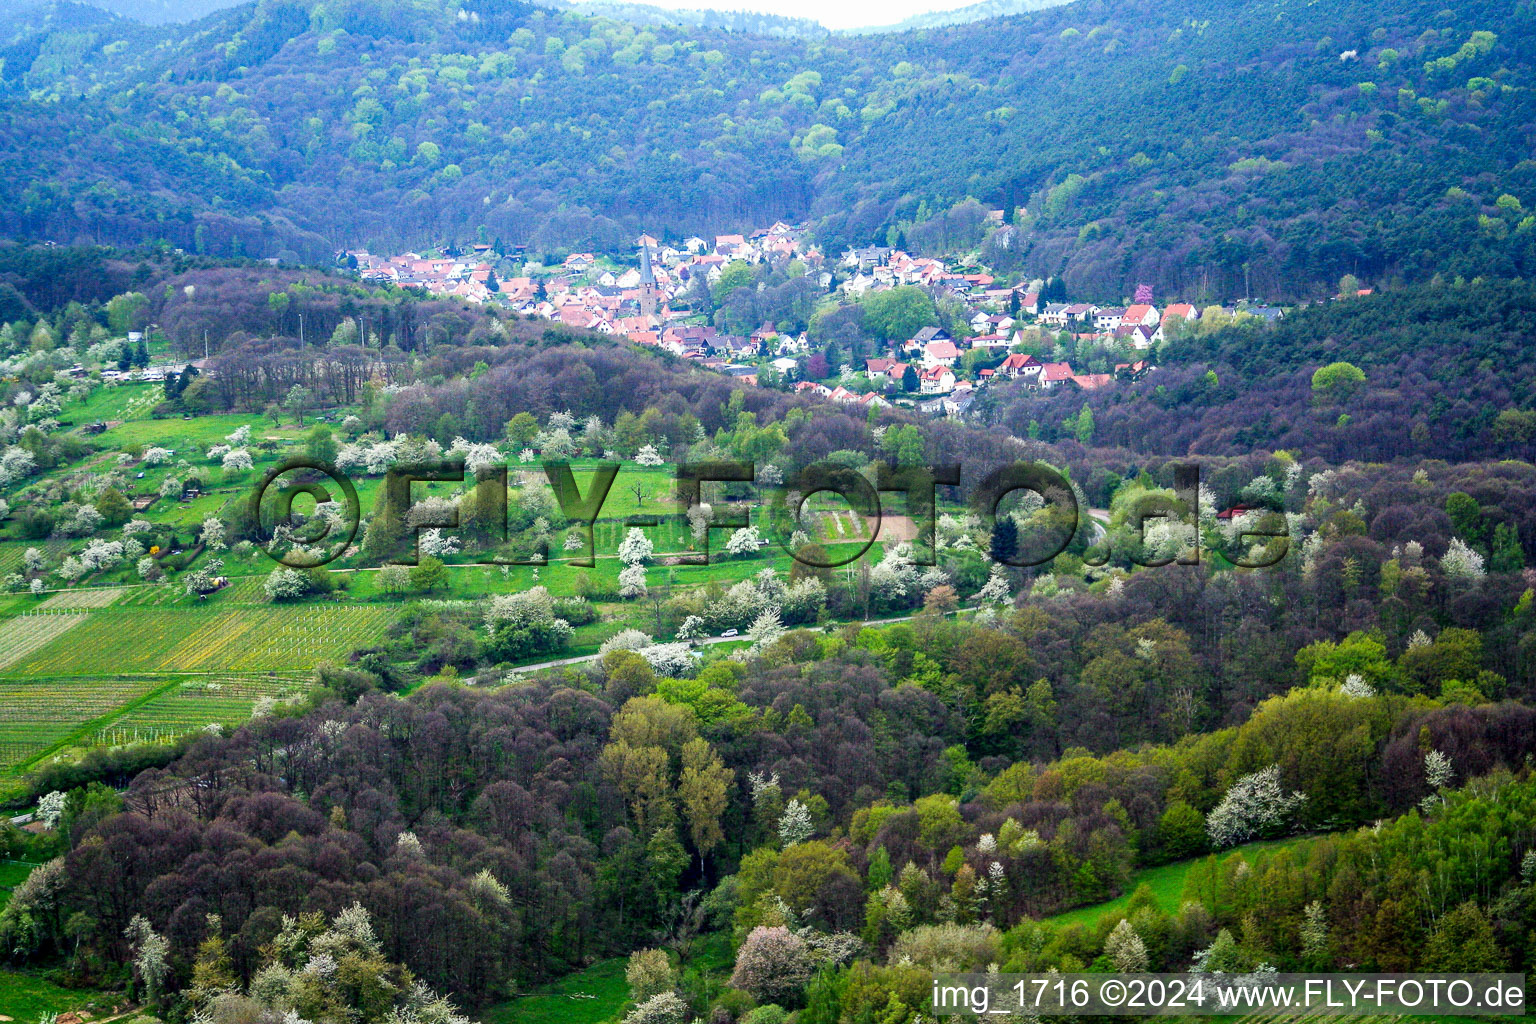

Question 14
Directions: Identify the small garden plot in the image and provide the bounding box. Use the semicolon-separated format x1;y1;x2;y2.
0;613;88;670
37;587;124;610
93;674;311;746
0;676;158;770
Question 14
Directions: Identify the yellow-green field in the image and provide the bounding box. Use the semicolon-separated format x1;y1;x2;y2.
0;612;89;670
9;605;394;675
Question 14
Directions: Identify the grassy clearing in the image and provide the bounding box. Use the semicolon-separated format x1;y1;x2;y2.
0;969;111;1020
479;958;629;1024
1043;836;1313;931
63;380;160;426
0;860;36;909
91;412;287;450
477;932;735;1024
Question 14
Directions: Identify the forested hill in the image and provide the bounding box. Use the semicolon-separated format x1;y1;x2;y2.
41;0;246;24
989;279;1536;463
1;0;1533;298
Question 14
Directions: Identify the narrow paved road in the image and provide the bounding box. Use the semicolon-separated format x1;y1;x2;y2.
1087;507;1110;545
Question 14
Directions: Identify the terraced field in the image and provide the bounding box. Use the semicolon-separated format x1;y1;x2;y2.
10;605;395;674
0;670;326;770
0;542;30;575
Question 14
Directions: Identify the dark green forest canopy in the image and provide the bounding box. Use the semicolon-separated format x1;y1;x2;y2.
0;0;1532;297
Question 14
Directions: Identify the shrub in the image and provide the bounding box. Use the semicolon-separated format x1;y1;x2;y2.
625;948;673;1003
729;926;815;1007
888;922;1001;971
621;992;687;1024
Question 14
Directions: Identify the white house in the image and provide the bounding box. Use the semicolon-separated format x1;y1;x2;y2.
922;340;961;368
918;366;956;394
1094;307;1126;331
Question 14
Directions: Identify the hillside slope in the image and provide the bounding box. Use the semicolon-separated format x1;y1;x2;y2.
987;279;1536;462
0;0;1532;297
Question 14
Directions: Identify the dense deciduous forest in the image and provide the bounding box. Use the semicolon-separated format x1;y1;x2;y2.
5;239;1536;1024
10;558;1536;1011
0;0;1532;296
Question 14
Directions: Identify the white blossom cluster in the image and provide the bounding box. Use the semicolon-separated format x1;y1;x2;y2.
0;445;38;487
1206;765;1307;847
337;439;403;475
447;436;503;475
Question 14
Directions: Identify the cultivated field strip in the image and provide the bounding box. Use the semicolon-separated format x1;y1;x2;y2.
0;613;88;670
92;674;311;746
0;676;161;770
0;673;317;770
37;588;124;610
116;584;192;607
8;605;395;674
115;575;269;608
0;540;68;576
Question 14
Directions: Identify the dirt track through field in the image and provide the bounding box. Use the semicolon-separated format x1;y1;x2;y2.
865;514;917;543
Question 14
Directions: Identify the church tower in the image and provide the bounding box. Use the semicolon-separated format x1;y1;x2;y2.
638;235;658;317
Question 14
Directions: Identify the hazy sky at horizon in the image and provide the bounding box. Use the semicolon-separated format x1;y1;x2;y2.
580;0;981;30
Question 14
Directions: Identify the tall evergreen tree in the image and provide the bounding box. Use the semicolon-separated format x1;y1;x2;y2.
990;516;1019;564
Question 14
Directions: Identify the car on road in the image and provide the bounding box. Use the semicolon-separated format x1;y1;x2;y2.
719;628;738;637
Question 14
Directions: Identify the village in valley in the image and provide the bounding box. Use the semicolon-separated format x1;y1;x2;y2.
345;221;1294;420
